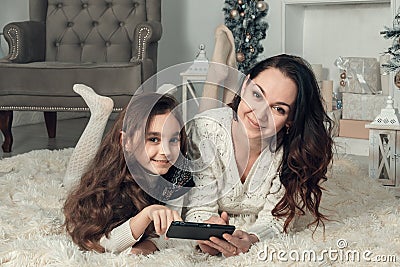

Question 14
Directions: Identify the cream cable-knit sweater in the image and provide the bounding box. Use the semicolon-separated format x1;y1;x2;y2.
184;107;285;242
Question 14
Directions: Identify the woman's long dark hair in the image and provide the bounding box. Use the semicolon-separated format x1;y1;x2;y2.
63;93;188;252
230;54;334;232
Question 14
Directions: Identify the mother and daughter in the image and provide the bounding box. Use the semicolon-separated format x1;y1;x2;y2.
62;54;333;256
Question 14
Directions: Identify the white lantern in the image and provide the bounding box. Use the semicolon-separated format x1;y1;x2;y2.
366;96;400;196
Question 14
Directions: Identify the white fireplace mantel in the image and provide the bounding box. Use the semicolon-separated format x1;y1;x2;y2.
281;0;397;86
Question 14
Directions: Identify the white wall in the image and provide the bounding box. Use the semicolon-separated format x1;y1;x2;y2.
158;0;224;69
0;0;28;27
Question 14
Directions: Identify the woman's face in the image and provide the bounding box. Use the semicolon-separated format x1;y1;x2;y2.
126;112;182;175
237;67;298;140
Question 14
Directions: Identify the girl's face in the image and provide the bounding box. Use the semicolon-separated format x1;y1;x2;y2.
126;112;182;175
237;67;297;140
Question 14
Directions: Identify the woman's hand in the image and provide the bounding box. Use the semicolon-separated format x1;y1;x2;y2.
206;230;259;257
142;205;182;235
197;212;229;255
196;211;259;257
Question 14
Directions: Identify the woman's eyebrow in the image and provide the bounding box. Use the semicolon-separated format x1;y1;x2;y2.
147;131;180;136
255;83;266;95
255;83;292;110
276;102;291;110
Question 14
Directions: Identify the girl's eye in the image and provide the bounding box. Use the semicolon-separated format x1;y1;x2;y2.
170;137;180;144
149;137;159;143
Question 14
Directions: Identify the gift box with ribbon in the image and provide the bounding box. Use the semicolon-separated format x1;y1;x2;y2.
335;57;381;94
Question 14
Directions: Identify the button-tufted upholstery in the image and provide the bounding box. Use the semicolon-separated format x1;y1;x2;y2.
0;0;162;152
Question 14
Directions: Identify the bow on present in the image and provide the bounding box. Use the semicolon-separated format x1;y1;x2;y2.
334;56;377;94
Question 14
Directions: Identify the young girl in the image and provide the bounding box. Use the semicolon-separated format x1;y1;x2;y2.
63;85;193;253
185;54;334;257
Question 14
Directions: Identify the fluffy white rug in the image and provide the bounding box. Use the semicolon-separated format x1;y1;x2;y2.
0;149;399;267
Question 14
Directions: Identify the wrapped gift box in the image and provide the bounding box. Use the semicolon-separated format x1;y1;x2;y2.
339;119;371;139
337;57;381;94
342;92;388;121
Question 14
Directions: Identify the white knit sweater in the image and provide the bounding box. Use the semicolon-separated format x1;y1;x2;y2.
184;107;285;241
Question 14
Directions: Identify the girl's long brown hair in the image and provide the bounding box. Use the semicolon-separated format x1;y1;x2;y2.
63;93;187;252
230;54;334;232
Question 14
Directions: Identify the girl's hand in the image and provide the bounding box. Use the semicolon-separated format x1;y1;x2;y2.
143;205;182;235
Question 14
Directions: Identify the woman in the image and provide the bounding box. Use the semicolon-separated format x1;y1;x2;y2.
63;85;193;253
184;54;334;257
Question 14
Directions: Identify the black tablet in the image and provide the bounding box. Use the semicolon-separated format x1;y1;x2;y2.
166;221;235;240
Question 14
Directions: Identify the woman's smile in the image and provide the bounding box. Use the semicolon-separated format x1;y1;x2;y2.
246;114;261;129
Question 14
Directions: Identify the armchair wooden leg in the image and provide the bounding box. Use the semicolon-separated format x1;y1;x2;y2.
44;111;57;138
0;110;13;153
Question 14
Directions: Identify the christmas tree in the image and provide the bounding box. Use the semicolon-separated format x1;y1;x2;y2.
375;7;400;127
223;0;269;73
381;7;400;73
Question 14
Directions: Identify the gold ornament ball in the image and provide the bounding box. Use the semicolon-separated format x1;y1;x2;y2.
240;12;245;17
340;72;346;79
238;0;243;4
394;70;400;89
236;52;245;63
230;9;239;19
340;80;346;87
256;1;268;12
250;46;255;53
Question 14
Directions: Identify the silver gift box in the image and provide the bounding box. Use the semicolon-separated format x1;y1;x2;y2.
336;57;381;94
342;93;391;121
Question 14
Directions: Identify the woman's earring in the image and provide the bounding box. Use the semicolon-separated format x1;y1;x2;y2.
286;126;290;135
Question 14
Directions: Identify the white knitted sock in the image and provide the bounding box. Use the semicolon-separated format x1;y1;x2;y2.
63;84;114;191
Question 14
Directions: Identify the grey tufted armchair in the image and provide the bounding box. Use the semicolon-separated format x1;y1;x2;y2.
0;0;162;152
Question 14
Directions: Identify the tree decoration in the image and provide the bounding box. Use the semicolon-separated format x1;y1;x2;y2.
256;1;268;11
223;0;269;73
230;9;239;19
381;6;400;84
236;51;245;63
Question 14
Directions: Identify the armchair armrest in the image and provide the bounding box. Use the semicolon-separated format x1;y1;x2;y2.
131;20;162;62
3;21;45;63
